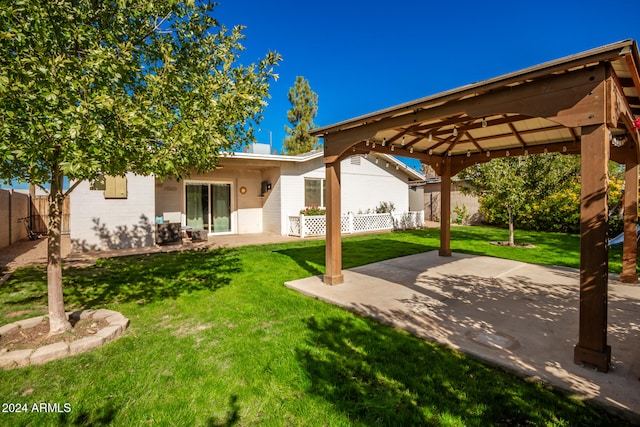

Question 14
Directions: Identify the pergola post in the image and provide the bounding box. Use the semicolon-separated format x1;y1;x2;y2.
574;124;611;372
439;158;452;256
324;160;344;285
621;155;638;283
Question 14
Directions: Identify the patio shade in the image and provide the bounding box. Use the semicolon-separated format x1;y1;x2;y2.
313;39;640;373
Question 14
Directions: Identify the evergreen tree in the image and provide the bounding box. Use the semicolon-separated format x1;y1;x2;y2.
284;76;319;154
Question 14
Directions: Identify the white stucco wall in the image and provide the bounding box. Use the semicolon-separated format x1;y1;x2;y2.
261;167;282;234
280;154;411;221
70;173;155;251
341;155;410;215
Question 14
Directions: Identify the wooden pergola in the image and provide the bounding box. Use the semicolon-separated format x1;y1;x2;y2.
312;40;640;372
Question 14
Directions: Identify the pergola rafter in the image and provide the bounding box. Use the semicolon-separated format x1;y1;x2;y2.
313;40;640;373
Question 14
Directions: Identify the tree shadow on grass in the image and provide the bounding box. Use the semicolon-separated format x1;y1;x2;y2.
58;402;118;426
205;395;240;427
297;315;629;426
62;247;241;307
275;238;436;276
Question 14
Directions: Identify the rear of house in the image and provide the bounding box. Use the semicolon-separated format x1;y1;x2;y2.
69;147;424;250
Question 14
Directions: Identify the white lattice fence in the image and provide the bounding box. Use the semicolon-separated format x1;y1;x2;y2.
303;215;327;237
289;212;423;237
341;216;351;233
288;216;301;236
392;211;424;230
353;213;393;232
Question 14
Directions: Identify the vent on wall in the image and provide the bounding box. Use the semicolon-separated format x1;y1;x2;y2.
350;155;362;166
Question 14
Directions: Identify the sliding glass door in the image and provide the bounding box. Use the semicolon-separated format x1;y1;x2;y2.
212;184;231;232
185;182;231;233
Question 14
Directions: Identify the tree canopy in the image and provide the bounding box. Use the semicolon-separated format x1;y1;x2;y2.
283;76;319;155
459;154;580;245
0;0;280;333
0;0;280;185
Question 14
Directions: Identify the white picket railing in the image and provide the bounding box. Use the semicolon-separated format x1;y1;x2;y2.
288;211;424;238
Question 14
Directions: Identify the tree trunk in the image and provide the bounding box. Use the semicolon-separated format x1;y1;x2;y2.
47;169;71;335
508;206;515;246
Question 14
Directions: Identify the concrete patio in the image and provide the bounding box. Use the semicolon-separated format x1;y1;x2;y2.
285;251;640;421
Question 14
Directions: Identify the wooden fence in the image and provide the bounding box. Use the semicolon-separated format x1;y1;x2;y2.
31;195;71;235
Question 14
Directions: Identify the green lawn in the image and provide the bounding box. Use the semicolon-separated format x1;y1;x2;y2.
0;226;634;426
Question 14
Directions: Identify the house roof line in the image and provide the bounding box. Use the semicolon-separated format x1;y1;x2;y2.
223;150;324;162
223;150;425;181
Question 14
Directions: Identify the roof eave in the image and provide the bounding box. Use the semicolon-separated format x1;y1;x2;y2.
311;39;635;137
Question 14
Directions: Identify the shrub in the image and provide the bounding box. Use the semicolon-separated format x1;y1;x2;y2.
478;176;628;236
376;201;395;214
453;204;468;224
300;206;326;216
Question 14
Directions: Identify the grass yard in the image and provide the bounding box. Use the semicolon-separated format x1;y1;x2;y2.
0;226;635;426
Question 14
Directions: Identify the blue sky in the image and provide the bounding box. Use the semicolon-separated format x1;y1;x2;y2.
216;0;640;168
5;1;639;189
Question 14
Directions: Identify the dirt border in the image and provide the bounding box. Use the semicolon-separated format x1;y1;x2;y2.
0;309;129;369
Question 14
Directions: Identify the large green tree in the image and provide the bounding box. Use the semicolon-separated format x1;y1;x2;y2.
0;0;279;334
459;154;579;245
283;75;319;154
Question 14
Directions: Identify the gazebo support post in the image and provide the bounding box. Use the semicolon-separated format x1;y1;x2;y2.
324;160;344;285
574;124;611;372
439;158;452;256
621;154;638;283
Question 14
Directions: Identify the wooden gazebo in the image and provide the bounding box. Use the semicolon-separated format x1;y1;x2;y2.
311;40;640;372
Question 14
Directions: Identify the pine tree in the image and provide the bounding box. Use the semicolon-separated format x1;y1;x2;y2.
283;76;319;154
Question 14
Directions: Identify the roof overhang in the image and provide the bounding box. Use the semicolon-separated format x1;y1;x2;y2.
221;150;424;181
314;39;640;174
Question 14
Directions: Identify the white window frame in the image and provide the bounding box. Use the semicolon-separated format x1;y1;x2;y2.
304;178;326;208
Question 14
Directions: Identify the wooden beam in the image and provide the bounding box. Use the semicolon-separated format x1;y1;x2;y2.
449;141;580;175
439;158;452;257
324;160;343;285
505;116;527;147
322;66;606;162
621;150;638;283
574;124;611;372
624;53;640;112
418;115;532;136
350;142;431;163
467;65;607;128
609;72;640;161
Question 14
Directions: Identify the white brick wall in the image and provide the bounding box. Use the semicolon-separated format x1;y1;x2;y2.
70;173;155;251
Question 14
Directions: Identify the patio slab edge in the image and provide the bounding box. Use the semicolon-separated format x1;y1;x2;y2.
284;252;640;424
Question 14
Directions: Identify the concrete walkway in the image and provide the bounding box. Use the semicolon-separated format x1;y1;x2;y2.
285;251;640;420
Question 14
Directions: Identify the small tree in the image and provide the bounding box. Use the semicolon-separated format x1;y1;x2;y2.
283;76;319;154
460;154;579;245
0;0;279;334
